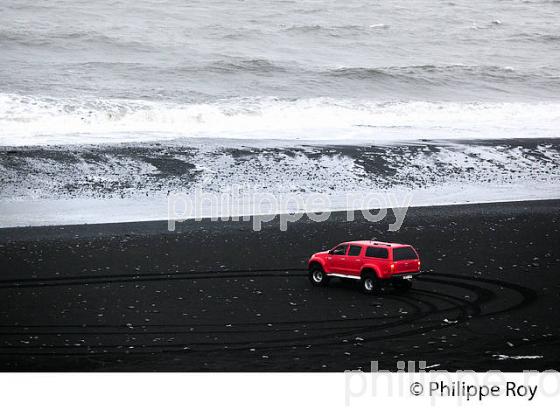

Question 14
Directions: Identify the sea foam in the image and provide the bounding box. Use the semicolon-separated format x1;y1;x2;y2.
1;93;559;146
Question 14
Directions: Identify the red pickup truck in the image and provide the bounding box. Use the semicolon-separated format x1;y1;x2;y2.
307;240;421;293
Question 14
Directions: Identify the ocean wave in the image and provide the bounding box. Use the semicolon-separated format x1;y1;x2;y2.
1;94;559;146
322;64;542;83
203;59;287;74
75;58;553;85
283;24;384;33
540;34;560;42
59;58;292;76
510;32;560;43
180;60;554;85
0;28;153;50
175;60;530;80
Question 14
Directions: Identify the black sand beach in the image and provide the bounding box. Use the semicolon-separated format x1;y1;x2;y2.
0;199;559;371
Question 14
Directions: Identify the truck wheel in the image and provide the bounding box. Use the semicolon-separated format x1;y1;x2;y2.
361;274;378;294
309;268;329;287
393;279;412;292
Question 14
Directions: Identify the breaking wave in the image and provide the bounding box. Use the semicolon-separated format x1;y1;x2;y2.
1;93;559;146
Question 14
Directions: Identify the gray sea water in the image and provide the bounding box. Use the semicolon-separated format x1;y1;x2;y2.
1;0;560;145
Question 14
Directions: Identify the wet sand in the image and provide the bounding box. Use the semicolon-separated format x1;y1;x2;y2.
2;138;559;201
0;199;559;371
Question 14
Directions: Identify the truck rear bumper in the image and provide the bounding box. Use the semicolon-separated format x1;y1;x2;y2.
387;271;423;280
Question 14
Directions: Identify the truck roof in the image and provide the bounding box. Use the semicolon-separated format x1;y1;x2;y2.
343;240;410;248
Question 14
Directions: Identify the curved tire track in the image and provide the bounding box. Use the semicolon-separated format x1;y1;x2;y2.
0;269;536;357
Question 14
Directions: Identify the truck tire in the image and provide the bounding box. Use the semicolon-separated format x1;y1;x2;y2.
309;267;330;287
360;273;378;294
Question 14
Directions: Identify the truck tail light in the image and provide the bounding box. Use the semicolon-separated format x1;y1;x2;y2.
390;263;395;273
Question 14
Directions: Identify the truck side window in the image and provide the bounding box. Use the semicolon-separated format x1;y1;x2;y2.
348;245;362;256
365;247;388;259
332;245;347;255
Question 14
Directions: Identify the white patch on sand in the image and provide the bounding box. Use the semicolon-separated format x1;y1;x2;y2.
493;355;543;360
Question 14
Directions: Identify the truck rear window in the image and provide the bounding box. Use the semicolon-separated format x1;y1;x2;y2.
392;247;418;261
365;247;388;259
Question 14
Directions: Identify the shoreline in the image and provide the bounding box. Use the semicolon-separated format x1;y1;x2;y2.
2;191;560;230
1;197;559;238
